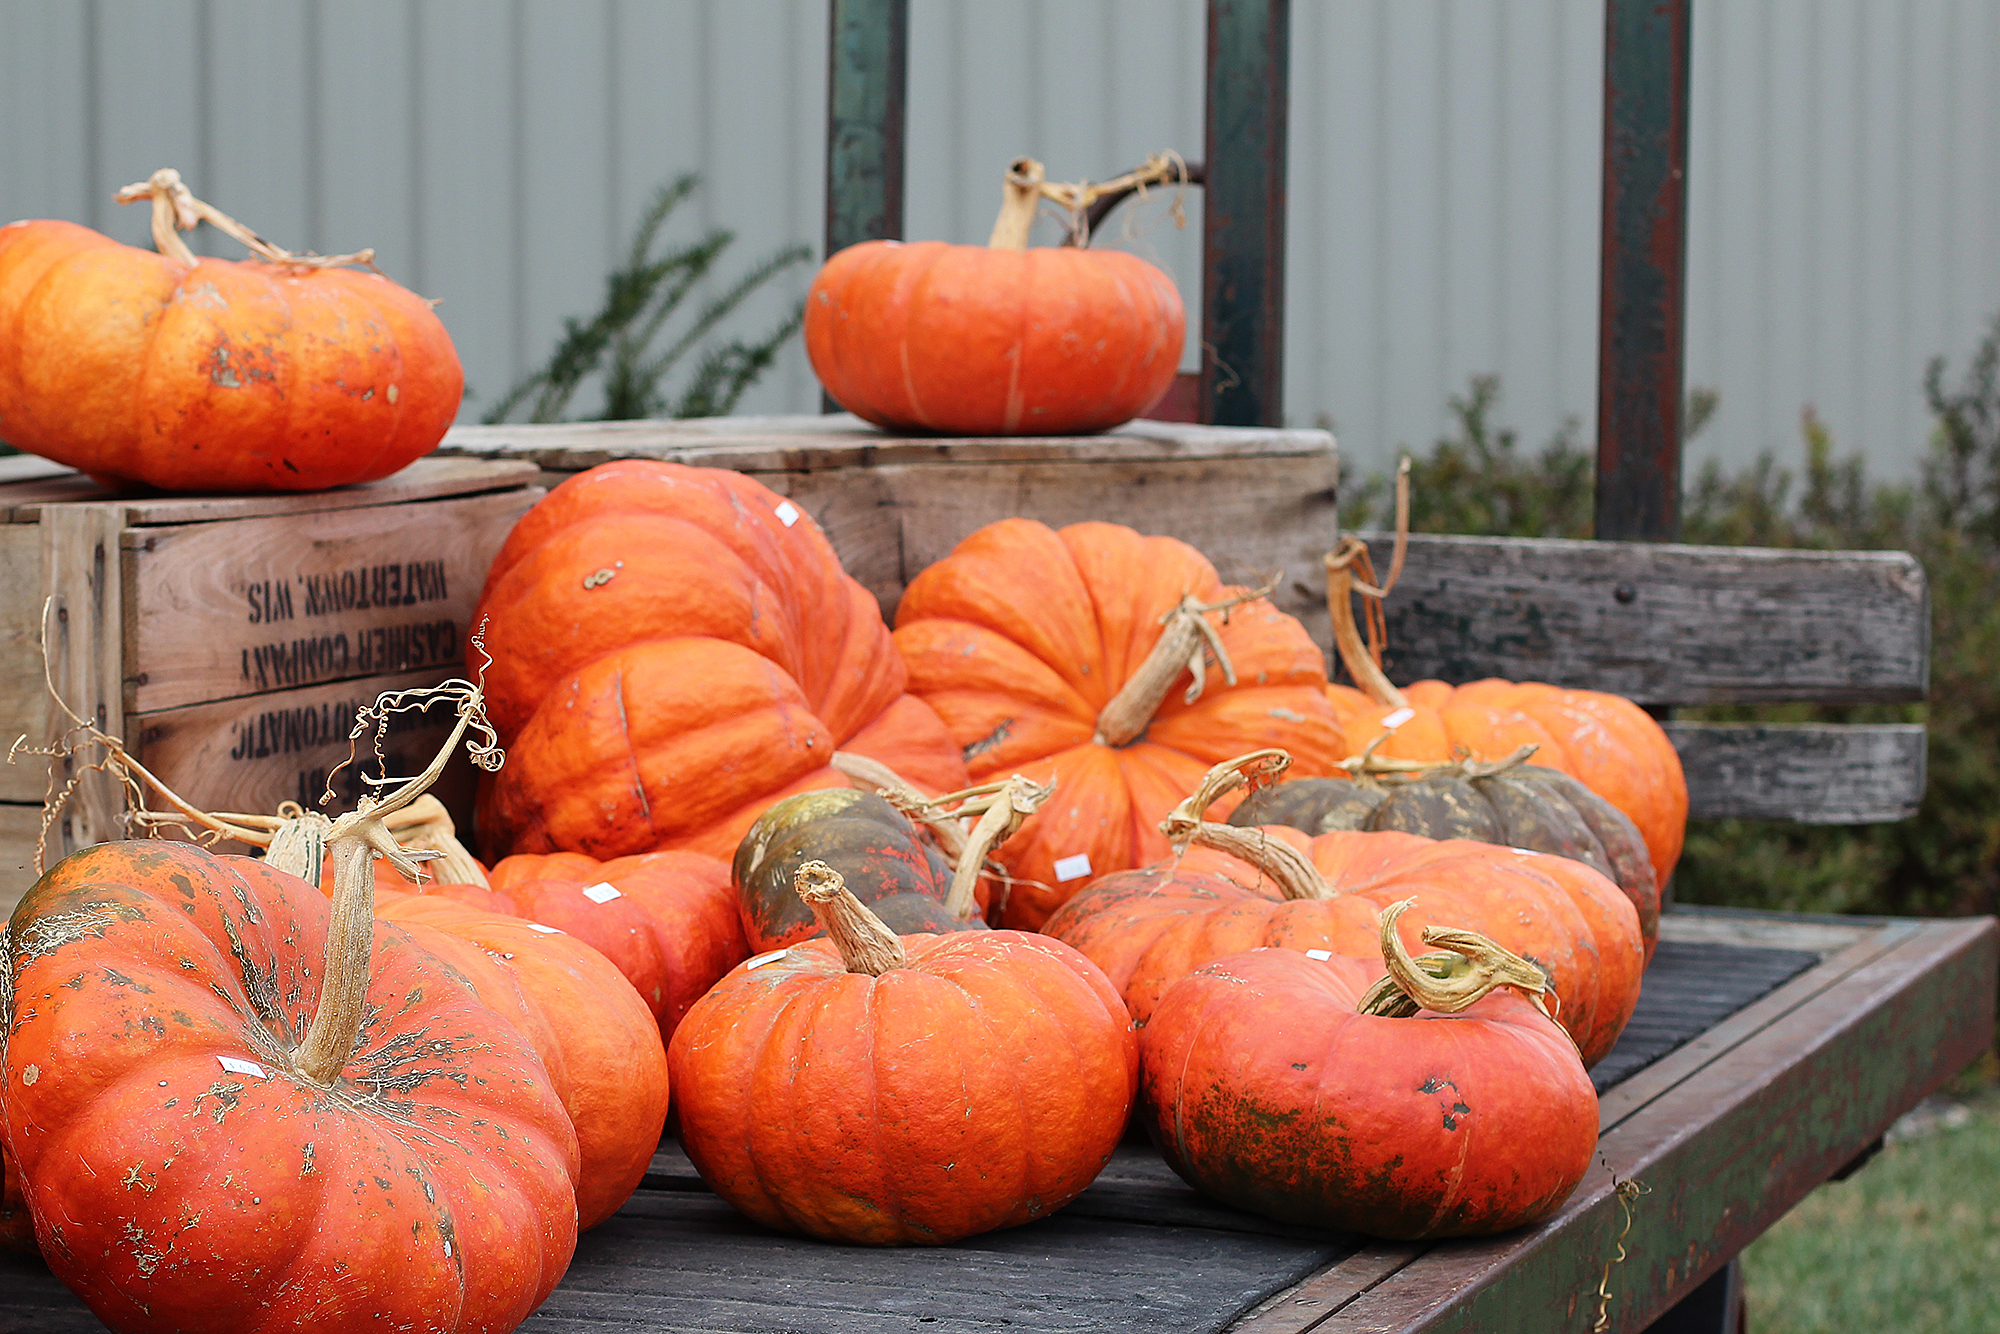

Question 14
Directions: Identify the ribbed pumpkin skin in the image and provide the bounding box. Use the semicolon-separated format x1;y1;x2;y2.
1140;948;1598;1238
669;930;1137;1244
1;842;577;1334
1327;678;1687;888
416;849;746;1048
1041;829;1643;1067
894;519;1343;929
473;461;969;862
0;219;461;492
1230;765;1661;957
806;240;1184;436
363;887;671;1230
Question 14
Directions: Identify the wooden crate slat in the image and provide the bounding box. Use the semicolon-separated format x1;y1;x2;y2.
1666;721;1926;823
122;486;536;714
40;504;126;857
0;456;542;526
440;413;1336;472
1355;532;1928;705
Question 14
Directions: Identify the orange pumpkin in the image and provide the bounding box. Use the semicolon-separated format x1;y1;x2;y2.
893;518;1343;928
1;841;578;1332
472;460;970;861
0;170;461;492
415;849;747;1048
806;157;1184;436
1326;537;1688;886
669;862;1136;1245
1140;904;1598;1238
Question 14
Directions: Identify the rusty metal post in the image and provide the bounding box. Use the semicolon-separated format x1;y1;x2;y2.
1201;0;1289;428
822;0;907;412
1595;0;1692;541
824;0;906;256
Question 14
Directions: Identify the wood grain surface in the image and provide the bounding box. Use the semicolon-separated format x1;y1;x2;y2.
1666;721;1927;823
123;487;539;714
1350;532;1929;706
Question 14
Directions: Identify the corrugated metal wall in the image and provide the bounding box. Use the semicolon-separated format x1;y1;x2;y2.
4;0;1998;481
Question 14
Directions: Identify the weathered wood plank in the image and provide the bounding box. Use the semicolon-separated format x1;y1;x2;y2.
1281;916;1997;1333
0;457;541;526
0;801;46;920
126;667;481;832
40;505;125;858
1665;721;1926;823
440;413;1337;472
1352;532;1928;705
122;487;537;714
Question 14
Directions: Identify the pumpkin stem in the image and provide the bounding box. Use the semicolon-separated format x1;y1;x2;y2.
1334;740;1542;785
1356;898;1561;1025
1158;750;1335;902
989;152;1194;250
115;167;378;271
795;860;907;976
1056;153;1198;248
940;773;1053;919
1094;576;1279;748
1324;457;1412;709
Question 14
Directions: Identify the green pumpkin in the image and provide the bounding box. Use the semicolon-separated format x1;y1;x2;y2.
733;789;987;953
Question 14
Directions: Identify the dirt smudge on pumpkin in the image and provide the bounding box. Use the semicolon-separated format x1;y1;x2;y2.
190;1078;245;1125
12;901;146;963
963;718;1014;763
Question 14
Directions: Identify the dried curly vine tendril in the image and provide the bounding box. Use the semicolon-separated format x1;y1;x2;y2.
1355;898;1561;1023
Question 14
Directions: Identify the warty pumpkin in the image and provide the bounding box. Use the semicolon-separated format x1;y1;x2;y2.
669;861;1137;1245
807;156;1185;436
1324;532;1688;887
472;460;969;862
0;830;578;1333
893;518;1344;929
0;169;461;492
1041;751;1644;1066
1140;901;1598;1238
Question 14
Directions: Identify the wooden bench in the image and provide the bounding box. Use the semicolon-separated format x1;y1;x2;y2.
2;419;1991;1332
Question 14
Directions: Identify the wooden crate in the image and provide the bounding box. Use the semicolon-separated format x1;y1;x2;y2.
0;454;543;913
439;413;1344;629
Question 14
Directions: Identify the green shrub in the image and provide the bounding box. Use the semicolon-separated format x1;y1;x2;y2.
1343;316;2000;921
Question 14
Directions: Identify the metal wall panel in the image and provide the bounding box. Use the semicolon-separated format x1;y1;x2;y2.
3;0;1997;483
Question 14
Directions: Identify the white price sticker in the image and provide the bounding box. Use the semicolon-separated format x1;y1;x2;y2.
1304;949;1333;962
773;500;801;528
581;882;623;904
745;950;789;970
218;1056;269;1079
525;922;563;934
1053;853;1094;883
1381;707;1416;730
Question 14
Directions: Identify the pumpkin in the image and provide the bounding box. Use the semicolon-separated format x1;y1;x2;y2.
358;888;670;1231
806;157;1184;435
472;460;970;861
1324;534;1688;887
1139;901;1598;1238
410;848;746;1048
1228;745;1659;956
0;169;460;492
669;861;1137;1245
1041;752;1644;1066
0;835;578;1333
893;518;1344;929
732;774;1045;951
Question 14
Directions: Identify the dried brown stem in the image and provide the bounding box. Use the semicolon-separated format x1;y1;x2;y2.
990;152;1193;250
795;860;906;976
1095;578;1279;748
940;774;1053;918
116;167;377;270
1356;898;1559;1023
1158;750;1334;902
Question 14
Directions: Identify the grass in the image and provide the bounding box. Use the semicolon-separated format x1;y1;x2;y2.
1743;1053;2000;1333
